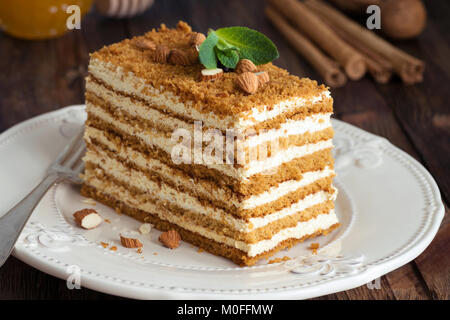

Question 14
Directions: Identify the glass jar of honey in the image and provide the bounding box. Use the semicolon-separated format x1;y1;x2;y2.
0;0;93;40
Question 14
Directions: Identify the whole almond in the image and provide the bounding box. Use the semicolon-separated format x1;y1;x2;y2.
154;45;170;63
133;38;156;51
189;32;206;47
186;47;199;64
255;71;270;85
159;229;181;249
235;59;257;74
236;72;259;94
168;49;191;66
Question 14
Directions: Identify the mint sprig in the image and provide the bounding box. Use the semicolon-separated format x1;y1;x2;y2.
199;30;219;69
199;27;279;70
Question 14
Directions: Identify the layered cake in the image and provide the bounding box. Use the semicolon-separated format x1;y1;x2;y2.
81;22;339;266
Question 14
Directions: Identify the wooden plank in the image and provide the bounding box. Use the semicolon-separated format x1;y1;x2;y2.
373;2;450;204
0;257;121;299
413;207;450;300
0;11;128;299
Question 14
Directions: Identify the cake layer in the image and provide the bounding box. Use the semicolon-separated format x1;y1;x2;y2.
85;85;334;153
81;182;338;257
84;102;334;179
82;184;339;266
83;141;335;217
88;55;331;130
85;123;334;197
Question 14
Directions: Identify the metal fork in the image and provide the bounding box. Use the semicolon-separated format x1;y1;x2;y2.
0;127;86;267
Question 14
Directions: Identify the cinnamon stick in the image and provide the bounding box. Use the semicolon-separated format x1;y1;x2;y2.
266;0;366;80
327;0;381;13
323;20;393;83
304;0;425;84
265;6;347;88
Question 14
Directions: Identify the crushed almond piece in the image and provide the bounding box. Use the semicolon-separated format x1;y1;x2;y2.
104;218;111;223
81;198;96;206
255;71;270;85
139;223;152;234
73;208;102;230
309;243;320;250
110;246;117;251
100;241;109;248
159;229;181;249
137;248;143;254
200;68;223;81
120;231;143;248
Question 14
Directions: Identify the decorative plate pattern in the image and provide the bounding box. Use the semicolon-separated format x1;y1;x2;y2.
0;105;444;299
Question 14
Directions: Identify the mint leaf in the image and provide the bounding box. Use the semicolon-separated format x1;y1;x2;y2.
215;27;279;65
199;30;219;69
216;39;239;52
215;47;240;69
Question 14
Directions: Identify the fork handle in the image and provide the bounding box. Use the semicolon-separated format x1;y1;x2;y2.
0;174;59;267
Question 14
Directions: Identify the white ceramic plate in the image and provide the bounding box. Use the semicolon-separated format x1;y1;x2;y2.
0;105;444;299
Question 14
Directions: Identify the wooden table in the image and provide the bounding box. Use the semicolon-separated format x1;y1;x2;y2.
0;0;448;300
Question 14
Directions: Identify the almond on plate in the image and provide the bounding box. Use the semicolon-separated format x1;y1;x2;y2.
73;208;102;230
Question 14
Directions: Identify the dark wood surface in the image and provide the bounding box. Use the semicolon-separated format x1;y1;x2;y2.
0;0;448;300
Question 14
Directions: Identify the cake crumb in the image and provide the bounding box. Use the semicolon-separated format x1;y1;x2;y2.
268;256;291;264
153;252;158;256
104;218;111;223
309;243;320;255
197;248;204;253
110;246;117;251
100;241;109;248
137;248;143;254
81;198;97;206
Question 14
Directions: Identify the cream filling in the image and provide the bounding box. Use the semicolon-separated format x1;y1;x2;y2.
85;176;337;256
86;103;333;179
83;148;336;232
86;79;332;148
243;91;331;125
243;167;335;209
243;139;333;177
89;58;330;130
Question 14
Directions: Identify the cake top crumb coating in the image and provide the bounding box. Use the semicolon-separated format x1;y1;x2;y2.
91;21;328;118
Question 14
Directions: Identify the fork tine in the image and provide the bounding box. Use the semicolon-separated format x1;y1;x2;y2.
54;128;85;165
65;142;86;168
70;162;85;184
